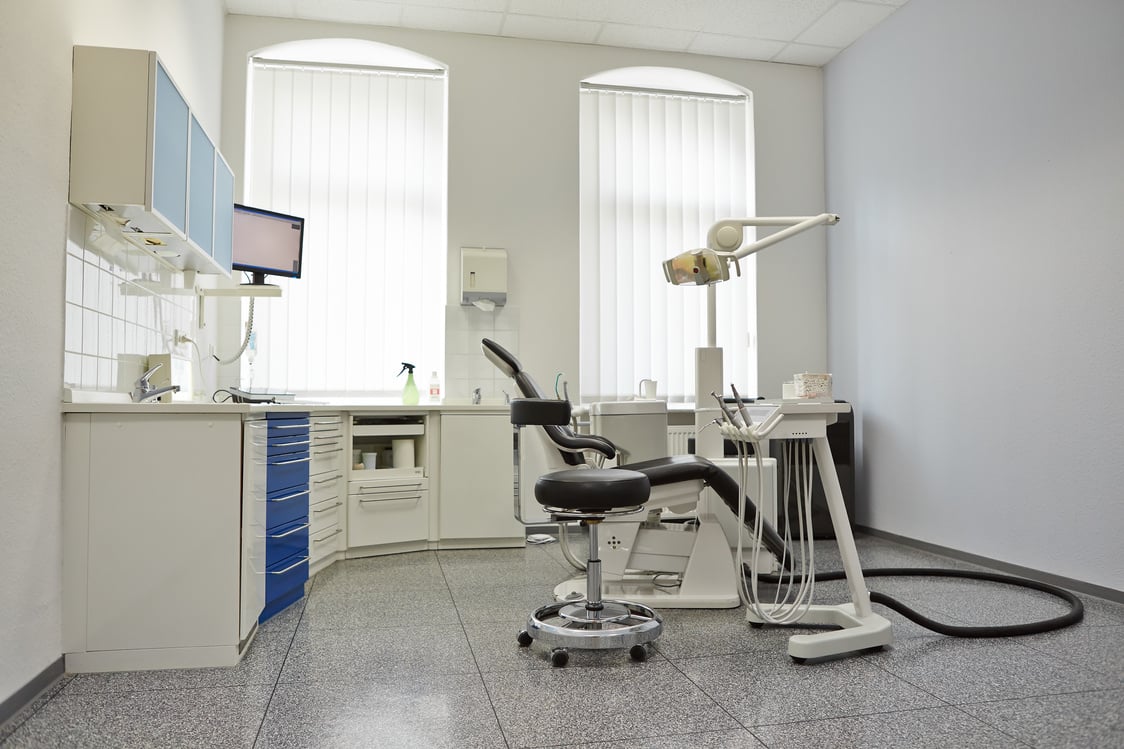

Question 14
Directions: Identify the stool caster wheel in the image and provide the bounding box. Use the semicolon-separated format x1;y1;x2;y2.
629;644;649;662
550;648;569;667
516;630;533;647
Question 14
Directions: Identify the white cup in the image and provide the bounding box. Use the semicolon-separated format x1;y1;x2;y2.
362;452;379;470
639;378;658;399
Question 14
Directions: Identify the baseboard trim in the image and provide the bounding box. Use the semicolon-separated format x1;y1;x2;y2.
857;525;1124;604
0;656;65;730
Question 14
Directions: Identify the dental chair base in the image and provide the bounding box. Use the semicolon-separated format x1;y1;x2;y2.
553;511;741;608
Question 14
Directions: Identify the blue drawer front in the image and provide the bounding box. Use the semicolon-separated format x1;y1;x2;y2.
263;551;308;619
267;484;310;530
266;518;310;562
267;452;310;493
265;435;311;457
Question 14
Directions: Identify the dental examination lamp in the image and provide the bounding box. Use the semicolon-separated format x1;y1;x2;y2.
663;213;840;459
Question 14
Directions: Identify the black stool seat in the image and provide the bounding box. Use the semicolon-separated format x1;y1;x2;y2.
535;469;649;512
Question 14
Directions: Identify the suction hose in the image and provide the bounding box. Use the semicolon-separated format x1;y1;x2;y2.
752;565;1084;637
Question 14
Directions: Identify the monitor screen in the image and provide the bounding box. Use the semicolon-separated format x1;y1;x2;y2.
231;204;305;285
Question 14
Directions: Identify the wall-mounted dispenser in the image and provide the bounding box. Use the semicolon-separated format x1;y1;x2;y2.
461;247;507;312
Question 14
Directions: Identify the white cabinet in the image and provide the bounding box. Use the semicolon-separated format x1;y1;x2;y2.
308;413;345;574
69;45;232;276
438;413;524;548
62;413;246;672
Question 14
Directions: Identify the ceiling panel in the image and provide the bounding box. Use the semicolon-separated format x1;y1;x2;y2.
225;0;911;67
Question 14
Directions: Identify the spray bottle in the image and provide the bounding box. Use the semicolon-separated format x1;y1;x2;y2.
399;362;420;405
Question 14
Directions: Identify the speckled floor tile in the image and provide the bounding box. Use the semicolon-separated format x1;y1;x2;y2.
1018;624;1124;683
309;550;449;595
437;546;573;590
2;684;270;748
299;585;460;630
868;635;1116;703
483;660;741;748
675;648;945;726
959;688;1124;749
651;606;792;659
0;675;71;744
462;621;565;672
866;575;1080;628
750;705;1026;748
256;596;307;634
574;728;766;748
278;624;478;683
62;627;292;695
256;673;504;748
450;582;571;625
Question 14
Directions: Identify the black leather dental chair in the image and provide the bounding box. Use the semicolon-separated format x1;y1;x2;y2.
509;398;663;667
481;337;791;567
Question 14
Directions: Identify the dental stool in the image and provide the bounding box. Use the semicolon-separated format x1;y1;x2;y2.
511;398;663;667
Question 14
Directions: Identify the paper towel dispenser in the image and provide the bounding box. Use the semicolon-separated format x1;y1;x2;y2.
461;247;507;310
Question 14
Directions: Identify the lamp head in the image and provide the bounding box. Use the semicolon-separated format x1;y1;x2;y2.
662;248;739;286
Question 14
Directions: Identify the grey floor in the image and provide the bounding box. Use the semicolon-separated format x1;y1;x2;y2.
3;532;1122;748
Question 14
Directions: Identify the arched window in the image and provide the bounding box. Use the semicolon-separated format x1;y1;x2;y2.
579;67;755;402
241;39;447;394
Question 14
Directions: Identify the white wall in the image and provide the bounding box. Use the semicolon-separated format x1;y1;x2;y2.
0;0;225;707
825;0;1124;592
221;16;830;398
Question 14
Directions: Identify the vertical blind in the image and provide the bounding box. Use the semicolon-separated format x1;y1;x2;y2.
242;59;446;394
579;84;755;402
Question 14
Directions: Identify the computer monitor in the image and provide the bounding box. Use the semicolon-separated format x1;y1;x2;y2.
231;204;305;285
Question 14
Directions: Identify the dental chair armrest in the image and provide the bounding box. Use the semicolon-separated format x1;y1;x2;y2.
510;398;572;426
543;426;617;460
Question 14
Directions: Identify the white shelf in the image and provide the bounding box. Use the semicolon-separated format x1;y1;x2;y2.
352;424;424;437
198;285;282;298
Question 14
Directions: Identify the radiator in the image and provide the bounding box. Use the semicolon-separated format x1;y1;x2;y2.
667;426;694;455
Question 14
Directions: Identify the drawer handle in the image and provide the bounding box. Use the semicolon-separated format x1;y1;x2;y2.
358;492;420;503
313;418;343;426
272;456;312;466
273;439;311;448
271;423;310;430
313;528;343;544
269;489;311;503
314;501;343;513
269;522;310;539
268;557;309;575
313;473;344;485
358;482;422;492
313;447;344;455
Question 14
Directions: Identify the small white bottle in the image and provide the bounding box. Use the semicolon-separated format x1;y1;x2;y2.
428;371;441;403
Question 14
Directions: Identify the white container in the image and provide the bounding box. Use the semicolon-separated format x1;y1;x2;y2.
362;452;379;470
392;439;415;469
590;399;669;465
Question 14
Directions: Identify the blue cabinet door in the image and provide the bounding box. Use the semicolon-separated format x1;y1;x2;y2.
188;115;215;255
152;62;189;234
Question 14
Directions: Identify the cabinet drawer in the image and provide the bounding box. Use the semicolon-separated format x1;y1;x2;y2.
309;524;344;563
348;490;428;548
265;552;308;602
309;415;343;434
266;518;309;563
310;494;344;533
267;485;310;530
267;453;311;494
309;435;344;475
310;471;344;503
348;476;427;497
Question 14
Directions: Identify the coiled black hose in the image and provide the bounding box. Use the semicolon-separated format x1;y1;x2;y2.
753;565;1084;637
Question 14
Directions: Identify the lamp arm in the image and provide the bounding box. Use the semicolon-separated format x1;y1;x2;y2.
708;213;840;259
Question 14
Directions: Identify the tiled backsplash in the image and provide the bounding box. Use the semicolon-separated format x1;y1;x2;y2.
444;303;518;401
62;211;194;393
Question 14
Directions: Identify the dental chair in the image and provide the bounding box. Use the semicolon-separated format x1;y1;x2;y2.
481;338;790;610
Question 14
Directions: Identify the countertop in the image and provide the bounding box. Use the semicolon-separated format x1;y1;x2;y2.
61;391;511;415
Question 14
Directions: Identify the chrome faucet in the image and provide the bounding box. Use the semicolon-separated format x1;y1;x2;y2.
131;363;180;403
472;387;482;405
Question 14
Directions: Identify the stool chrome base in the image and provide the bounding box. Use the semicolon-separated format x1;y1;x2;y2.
518;599;663;667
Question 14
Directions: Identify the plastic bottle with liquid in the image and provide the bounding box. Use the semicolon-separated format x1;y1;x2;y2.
428;371;441;403
399;362;420;405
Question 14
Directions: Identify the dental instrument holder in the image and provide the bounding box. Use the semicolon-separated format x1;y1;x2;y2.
724;399;892;661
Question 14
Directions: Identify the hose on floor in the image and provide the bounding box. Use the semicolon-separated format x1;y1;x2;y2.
751;565;1084;637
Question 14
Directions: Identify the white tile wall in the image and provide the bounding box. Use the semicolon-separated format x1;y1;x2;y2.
62;213;195;392
444;303;519;401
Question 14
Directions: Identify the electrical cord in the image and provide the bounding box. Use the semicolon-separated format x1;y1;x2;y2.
213;295;255;365
749;565;1084;637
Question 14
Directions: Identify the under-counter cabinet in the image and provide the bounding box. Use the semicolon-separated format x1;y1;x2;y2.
62;413;245;672
438;413;524;548
308;413;346;574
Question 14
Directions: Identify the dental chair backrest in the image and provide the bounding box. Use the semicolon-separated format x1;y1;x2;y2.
481;338;617;470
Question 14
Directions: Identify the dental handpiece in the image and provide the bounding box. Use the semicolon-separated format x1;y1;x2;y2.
729;384;754;426
711;391;744;426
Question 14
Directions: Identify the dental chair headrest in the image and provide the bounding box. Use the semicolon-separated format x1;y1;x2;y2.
482;338;520;378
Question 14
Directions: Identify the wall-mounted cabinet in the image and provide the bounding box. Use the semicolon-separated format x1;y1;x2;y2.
69;45;232;276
